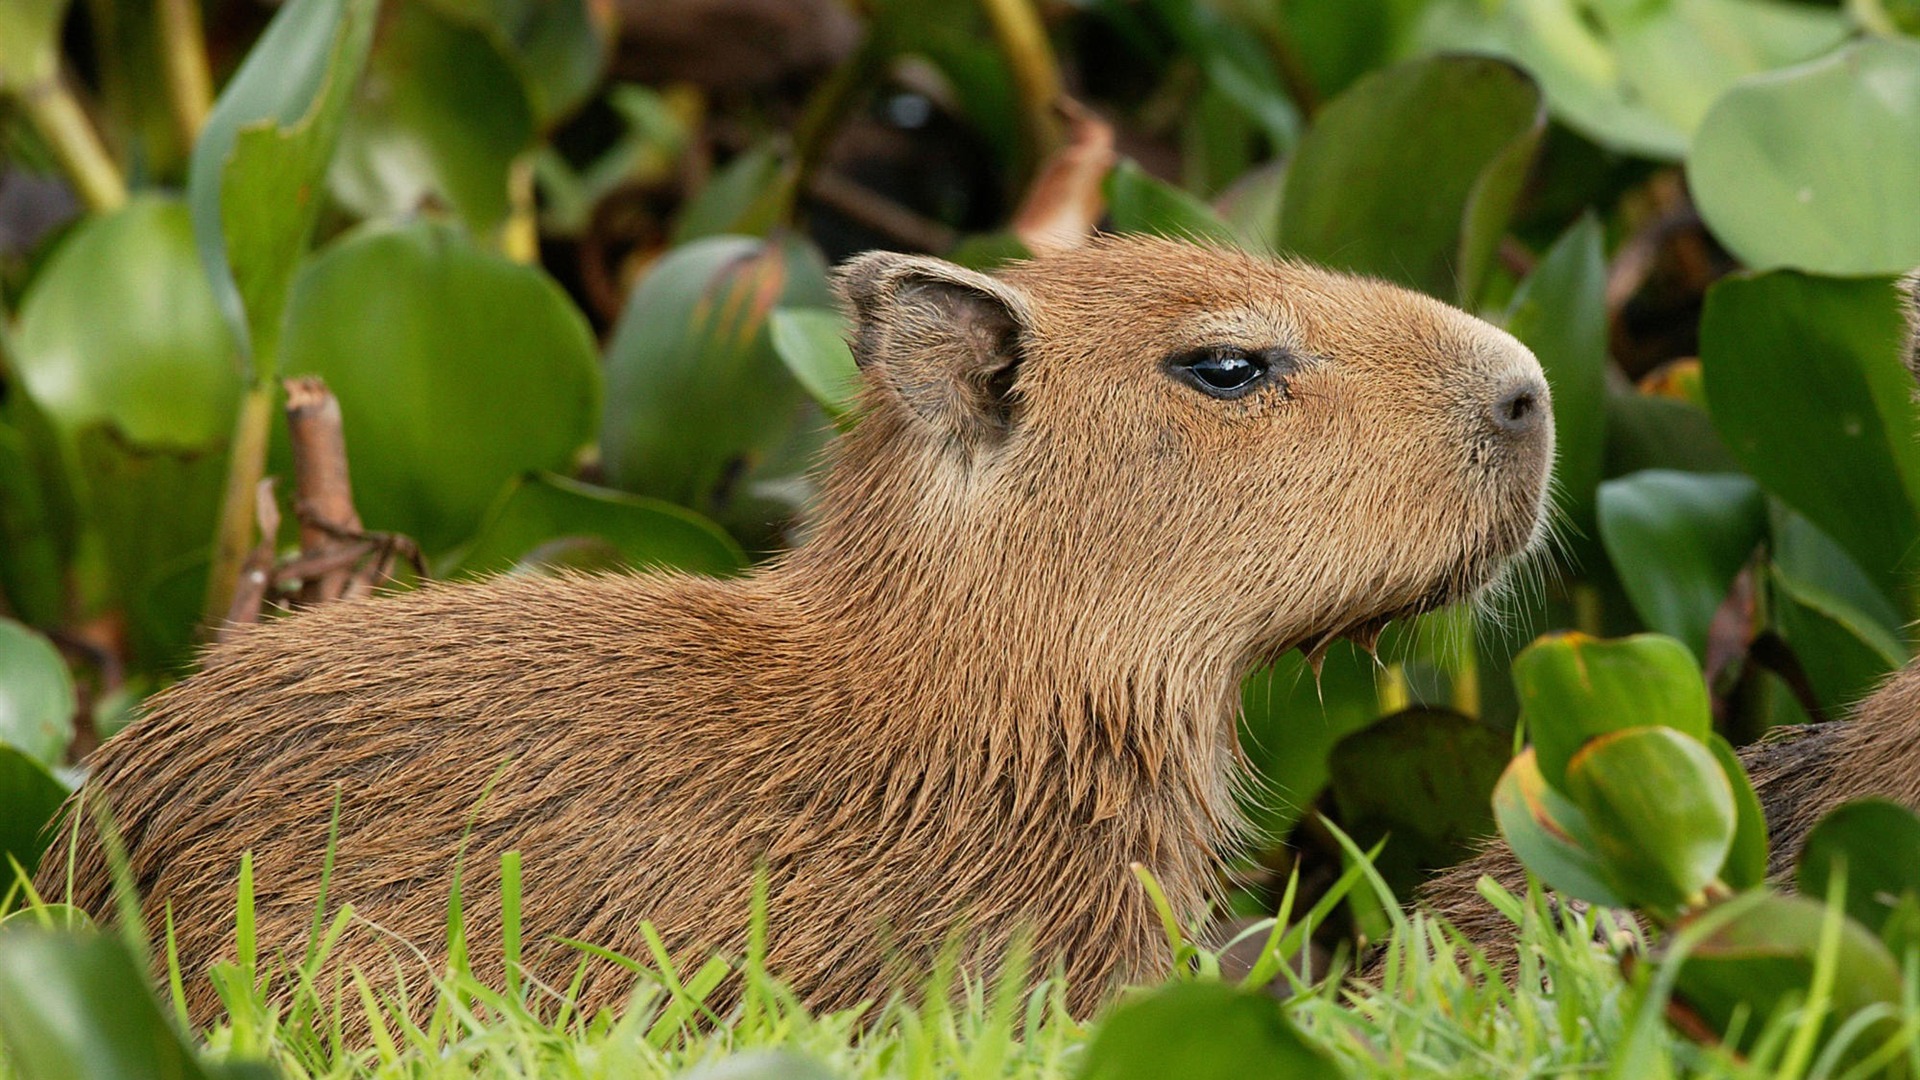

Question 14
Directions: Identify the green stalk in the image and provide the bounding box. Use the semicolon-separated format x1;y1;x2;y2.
156;0;213;143
978;0;1063;160
202;382;275;626
20;78;127;211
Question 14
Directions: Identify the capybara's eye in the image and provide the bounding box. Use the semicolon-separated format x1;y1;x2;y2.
1170;346;1268;398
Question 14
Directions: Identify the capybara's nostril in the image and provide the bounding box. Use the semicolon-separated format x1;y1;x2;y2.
1489;379;1546;437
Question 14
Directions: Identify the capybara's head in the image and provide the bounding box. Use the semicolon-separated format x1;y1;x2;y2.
822;234;1554;677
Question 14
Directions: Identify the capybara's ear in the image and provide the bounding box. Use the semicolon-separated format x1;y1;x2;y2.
1900;269;1919;393
832;252;1035;450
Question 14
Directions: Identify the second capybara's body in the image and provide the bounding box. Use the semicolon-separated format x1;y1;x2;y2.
45;236;1555;1025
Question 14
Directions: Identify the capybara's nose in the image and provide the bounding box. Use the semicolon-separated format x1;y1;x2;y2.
1488;377;1548;438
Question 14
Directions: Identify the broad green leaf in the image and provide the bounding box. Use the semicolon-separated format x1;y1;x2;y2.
0;420;70;627
0;0;68;91
1596;471;1765;662
1213;161;1287;251
1507;215;1607;539
1797;799;1920;940
279;221;601;553
1144;0;1301;154
1770;505;1906;661
0;930;273;1080
1701;272;1920;604
1690;39;1920;277
1513;632;1710;791
1238;646;1380;842
1562;726;1734;913
1670;891;1903;1056
1769;507;1908;713
671;144;787;244
12;198;240;449
330;0;536;237
421;0;608;124
1105;159;1236;244
1326;707;1508;890
188;0;379;369
0;619;74;767
1773;569;1907;714
74;429;225;672
1602;391;1740;477
0;747;67;886
444;473;745;579
1420;0;1848;160
1706;733;1767;892
600;233;832;513
1492;747;1628;909
1078;981;1340;1080
769;308;861;418
1279;55;1542;305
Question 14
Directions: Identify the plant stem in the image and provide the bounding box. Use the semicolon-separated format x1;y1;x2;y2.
977;0;1063;159
503;156;538;263
203;383;276;629
156;0;213;144
20;78;128;211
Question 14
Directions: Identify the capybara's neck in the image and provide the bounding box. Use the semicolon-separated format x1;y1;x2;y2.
756;420;1254;926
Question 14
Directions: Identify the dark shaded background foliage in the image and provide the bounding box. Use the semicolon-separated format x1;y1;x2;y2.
1;0;1919;948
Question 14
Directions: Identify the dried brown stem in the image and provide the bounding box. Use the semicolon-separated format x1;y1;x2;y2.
218;478;282;640
284;377;365;604
1011;98;1115;256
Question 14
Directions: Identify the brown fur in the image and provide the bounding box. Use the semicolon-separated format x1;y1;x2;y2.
1421;270;1920;972
41;235;1553;1027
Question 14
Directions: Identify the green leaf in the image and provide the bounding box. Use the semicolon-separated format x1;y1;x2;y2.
0;419;71;627
421;0;608;124
769;308;861;418
1278;55;1543;305
1671;891;1904;1056
1797;799;1920;940
1492;747;1628;909
1769;508;1908;713
330;0;536;238
600;233;832;512
0;0;68;91
1701;271;1920;604
671;144;788;244
1596;471;1766;662
1104;159;1236;245
444;473;744;579
188;0;379;370
1603;391;1740;477
278;221;602;553
1144;0;1301;154
0;747;67;891
1326;708;1509;890
73;430;225;672
1506;215;1608;539
0;618;74;767
12;198;240;449
1513;632;1710;792
1421;0;1849;160
0;930;270;1080
1237;647;1380;842
1707;733;1768;892
1690;39;1920;277
1078;981;1340;1080
1562;726;1734;912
